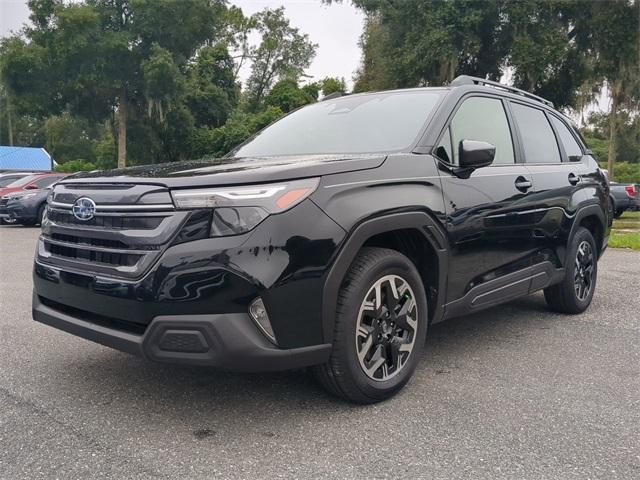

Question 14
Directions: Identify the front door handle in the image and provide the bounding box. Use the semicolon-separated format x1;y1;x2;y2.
515;176;532;192
568;173;581;186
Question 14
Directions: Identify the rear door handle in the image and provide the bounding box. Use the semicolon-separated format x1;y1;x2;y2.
515;176;532;192
568;173;581;186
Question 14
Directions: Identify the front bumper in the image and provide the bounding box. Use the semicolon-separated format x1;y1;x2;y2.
33;293;331;371
6;203;37;222
32;198;345;368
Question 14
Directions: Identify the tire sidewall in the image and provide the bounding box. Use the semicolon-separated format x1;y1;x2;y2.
338;254;428;400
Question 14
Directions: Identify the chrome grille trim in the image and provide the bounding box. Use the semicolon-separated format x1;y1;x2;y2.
49;201;175;211
39;190;189;279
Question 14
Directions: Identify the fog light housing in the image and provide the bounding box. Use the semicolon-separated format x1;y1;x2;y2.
249;297;276;344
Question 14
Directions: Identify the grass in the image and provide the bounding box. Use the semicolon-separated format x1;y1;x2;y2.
610;210;640;251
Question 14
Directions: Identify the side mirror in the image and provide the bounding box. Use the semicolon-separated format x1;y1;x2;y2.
459;140;495;170
24;185;38;190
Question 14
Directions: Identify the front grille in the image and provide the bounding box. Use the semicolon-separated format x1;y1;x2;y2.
0;198;8;214
46;209;165;230
46;242;143;267
50;233;130;249
38;183;189;279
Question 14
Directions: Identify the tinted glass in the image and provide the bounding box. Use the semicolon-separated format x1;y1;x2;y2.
450;97;514;165
4;175;37;188
511;103;561;163
34;176;63;188
550;116;583;161
0;175;27;187
232;91;443;157
435;127;453;163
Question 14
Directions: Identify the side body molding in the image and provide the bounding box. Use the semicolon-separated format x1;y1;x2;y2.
321;211;449;343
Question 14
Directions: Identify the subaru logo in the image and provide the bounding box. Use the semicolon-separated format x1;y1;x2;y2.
72;197;96;221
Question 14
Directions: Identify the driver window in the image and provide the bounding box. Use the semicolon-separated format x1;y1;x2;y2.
450;97;515;165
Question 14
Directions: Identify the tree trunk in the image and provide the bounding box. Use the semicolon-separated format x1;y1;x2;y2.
117;89;127;169
607;84;619;181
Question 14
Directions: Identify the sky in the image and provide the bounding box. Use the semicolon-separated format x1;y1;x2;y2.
0;0;366;88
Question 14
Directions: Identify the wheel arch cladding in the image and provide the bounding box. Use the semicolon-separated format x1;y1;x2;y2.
571;205;606;259
321;211;449;344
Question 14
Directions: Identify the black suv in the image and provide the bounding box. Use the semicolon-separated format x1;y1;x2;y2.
33;76;610;403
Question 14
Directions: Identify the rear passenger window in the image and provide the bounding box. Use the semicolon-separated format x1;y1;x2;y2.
450;97;514;165
511;103;561;163
550;116;583;161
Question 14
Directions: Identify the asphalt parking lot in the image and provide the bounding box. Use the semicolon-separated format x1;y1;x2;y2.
0;225;638;480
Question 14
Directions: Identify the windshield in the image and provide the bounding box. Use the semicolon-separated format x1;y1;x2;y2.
4;175;37;188
231;90;444;157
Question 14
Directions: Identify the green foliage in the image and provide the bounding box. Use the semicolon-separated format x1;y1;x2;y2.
188;106;284;158
94;130;116;170
582;110;640;165
352;0;505;91
350;0;638;111
611;163;640;183
184;44;238;128
54;158;96;173
44;112;96;163
246;7;317;109
1;0;322;166
321;77;346;96
264;78;318;113
141;44;185;121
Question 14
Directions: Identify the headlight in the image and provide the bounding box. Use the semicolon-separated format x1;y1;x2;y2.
171;178;320;237
4;192;37;201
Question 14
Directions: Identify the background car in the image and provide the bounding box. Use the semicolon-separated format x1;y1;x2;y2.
5;185;62;226
610;182;639;218
0;172;34;188
0;173;67;225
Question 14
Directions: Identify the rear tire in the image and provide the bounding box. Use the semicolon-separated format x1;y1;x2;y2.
544;227;597;314
613;210;624;219
313;247;428;403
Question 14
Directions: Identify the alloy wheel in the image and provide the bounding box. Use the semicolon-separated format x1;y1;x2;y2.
355;275;418;381
574;240;594;302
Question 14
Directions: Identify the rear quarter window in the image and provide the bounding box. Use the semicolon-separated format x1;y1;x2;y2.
549;115;583;161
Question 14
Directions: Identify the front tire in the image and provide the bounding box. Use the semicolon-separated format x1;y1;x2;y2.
544;227;597;314
313;247;428;403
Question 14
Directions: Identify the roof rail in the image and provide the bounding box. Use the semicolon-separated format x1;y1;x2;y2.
450;75;554;108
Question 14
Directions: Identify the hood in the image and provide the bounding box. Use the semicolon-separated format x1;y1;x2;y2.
5;188;49;201
60;154;386;189
0;185;28;197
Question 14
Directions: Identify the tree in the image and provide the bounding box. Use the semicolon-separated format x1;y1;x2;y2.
350;0;505;90
44;111;97;163
1;0;230;168
185;44;238;128
264;78;318;112
587;0;639;179
224;6;258;82
502;0;591;108
344;0;639;113
321;77;347;96
246;7;317;109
